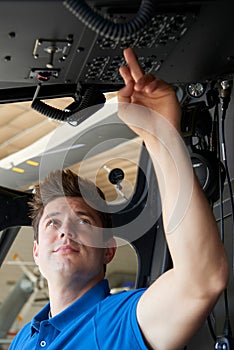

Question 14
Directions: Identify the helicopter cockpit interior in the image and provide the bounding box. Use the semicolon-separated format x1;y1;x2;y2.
0;1;233;349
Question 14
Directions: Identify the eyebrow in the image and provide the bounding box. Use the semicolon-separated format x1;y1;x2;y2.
42;212;61;224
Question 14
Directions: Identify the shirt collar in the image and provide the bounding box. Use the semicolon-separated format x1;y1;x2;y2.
31;279;110;334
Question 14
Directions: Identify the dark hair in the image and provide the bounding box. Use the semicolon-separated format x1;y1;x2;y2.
29;169;112;242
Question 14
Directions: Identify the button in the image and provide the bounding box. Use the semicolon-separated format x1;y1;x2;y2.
40;340;47;347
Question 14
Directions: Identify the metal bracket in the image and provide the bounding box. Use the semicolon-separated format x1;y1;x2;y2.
33;36;73;68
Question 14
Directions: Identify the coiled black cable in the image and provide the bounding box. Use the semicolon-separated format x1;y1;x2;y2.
63;0;154;40
31;86;106;126
32;99;70;122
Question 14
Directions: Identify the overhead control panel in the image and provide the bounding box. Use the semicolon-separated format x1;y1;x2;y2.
0;0;233;101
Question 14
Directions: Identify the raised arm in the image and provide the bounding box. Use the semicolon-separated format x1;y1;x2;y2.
118;48;229;350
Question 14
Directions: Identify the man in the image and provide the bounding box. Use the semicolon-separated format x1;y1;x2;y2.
9;48;229;350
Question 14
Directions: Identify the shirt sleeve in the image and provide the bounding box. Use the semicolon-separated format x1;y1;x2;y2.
95;288;149;350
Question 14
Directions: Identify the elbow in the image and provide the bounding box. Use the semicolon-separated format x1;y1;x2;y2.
195;255;230;303
219;260;230;291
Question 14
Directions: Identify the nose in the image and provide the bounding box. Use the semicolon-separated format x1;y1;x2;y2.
59;231;65;239
58;220;76;240
58;230;74;240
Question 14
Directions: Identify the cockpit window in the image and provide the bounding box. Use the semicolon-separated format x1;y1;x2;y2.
0;95;142;205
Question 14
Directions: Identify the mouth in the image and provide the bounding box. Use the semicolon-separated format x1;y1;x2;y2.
54;244;80;254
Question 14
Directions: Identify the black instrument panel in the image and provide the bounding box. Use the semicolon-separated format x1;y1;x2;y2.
0;0;233;102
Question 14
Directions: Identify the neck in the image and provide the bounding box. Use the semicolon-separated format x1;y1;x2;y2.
47;275;103;317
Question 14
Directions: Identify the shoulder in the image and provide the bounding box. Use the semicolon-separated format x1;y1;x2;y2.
102;287;146;310
9;303;50;349
9;322;31;349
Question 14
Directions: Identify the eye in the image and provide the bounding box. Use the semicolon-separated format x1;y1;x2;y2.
78;218;91;225
47;219;58;227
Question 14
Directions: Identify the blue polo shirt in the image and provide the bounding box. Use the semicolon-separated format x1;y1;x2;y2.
10;279;149;349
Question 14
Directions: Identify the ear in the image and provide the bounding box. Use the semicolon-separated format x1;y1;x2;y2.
33;240;39;266
103;238;117;264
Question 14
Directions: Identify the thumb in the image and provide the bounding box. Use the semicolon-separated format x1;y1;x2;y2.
117;80;134;104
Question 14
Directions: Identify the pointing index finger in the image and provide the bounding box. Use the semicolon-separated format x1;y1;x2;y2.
123;48;144;82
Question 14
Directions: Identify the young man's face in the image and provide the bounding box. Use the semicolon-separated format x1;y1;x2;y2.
33;196;115;284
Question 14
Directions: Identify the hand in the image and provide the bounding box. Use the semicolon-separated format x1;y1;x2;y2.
118;48;182;138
